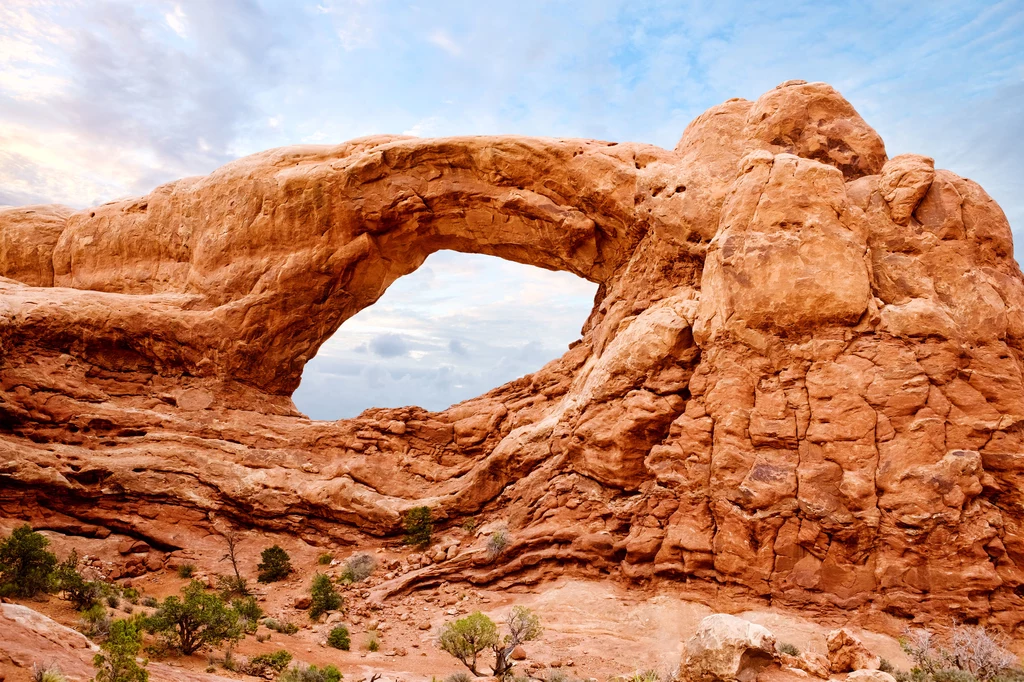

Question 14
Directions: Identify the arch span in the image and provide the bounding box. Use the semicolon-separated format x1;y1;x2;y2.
18;135;672;396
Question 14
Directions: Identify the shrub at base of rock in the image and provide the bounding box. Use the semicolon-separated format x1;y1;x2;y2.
682;614;778;682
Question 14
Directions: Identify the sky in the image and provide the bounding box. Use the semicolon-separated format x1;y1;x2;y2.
1;1;1022;419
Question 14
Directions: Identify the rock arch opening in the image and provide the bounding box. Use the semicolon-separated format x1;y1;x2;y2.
292;250;598;420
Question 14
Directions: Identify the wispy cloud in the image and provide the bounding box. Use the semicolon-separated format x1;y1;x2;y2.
427;29;461;56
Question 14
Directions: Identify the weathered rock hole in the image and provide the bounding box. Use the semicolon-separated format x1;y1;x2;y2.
293;250;597;420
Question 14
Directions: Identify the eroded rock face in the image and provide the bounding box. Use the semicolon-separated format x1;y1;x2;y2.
2;80;1024;626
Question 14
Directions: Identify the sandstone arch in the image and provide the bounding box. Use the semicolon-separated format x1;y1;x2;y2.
2;81;1024;626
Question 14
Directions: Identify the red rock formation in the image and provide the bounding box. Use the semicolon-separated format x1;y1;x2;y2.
2;80;1023;627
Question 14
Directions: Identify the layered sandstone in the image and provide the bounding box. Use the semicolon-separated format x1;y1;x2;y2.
2;81;1023;627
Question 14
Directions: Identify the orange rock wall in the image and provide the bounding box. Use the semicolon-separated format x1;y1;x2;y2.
2;81;1023;627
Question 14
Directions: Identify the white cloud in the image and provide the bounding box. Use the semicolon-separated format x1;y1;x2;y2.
427;29;461;56
164;4;187;39
402;116;440;137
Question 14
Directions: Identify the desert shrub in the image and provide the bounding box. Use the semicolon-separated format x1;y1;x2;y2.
778;642;800;656
900;624;1022;682
256;632;270;642
141;596;158;608
231;595;263;634
247;650;293;675
461;517;477;533
547;671;570;682
55;550;100;610
176;563;195;579
439;611;499;675
257;545;292;582
340;553;376;583
367;630;380;651
31;662;68;682
440;606;542;677
93;616;148;682
492;606;542;677
622;671;661;682
318;552;334;565
81;603;112;639
107;593;120;609
265;617;299;634
486;529;508;560
0;524;57;597
404;506;433;548
280;664;343;682
216;573;250;599
446;673;473;682
145;580;241;655
328;624;351;650
122;587;140;604
310;573;342;619
881;659;896;673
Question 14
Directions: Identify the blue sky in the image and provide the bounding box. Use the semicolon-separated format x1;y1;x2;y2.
1;1;1022;419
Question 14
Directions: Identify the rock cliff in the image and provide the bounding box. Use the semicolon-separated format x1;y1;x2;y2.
2;80;1023;627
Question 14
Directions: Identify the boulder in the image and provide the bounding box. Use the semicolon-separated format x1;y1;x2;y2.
826;629;880;673
682;614;778;682
846;671;897;682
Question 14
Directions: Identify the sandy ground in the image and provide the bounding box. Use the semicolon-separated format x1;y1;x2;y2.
0;521;922;682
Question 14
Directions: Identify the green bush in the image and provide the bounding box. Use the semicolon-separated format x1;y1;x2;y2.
404;506;433;548
55;550;99;610
256;545;292;583
445;673;473;682
367;630;380;652
80;603;112;639
310;573;342;619
176;563;195;579
439;611;499;675
122;587;140;604
318;552;334;565
778;642;800;656
280;664;343;682
265;617;299;635
141;596;158;608
327;625;351;650
248;650;293;674
340;553;376;583
145;580;241;655
0;524;57;597
93;616;148;682
231;595;263;634
440;606;542;677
